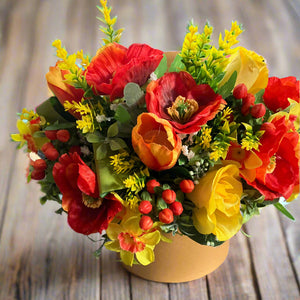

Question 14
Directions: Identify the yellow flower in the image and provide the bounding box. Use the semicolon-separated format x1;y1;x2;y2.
219;47;269;95
187;164;243;241
105;216;161;266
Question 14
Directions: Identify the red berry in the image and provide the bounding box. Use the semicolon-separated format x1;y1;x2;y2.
45;130;57;140
146;179;160;194
158;208;174;224
41;142;54;153
162;189;176;204
56;130;70;143
241;93;255;115
31;169;45;180
251;103;266;118
169;202;183;216
44;148;59;161
233;83;248;99
31;159;47;171
138;201;153;214
139;216;153;230
179;179;194;193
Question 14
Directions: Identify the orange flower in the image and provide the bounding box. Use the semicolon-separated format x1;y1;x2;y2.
46;62;84;118
132;113;182;171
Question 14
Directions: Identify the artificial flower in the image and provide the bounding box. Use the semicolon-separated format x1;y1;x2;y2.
131;113;182;171
187;164;243;241
146;72;226;134
263;76;300;112
219;47;269;95
105;216;161;266
52;152;123;234
244;115;300;200
46;62;84;118
85;43;163;100
11;117;48;152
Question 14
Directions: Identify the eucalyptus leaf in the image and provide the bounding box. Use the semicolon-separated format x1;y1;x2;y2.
109;138;128;151
107;122;119;138
218;71;237;98
124;82;144;106
96;143;108;160
114;104;132;123
154;54;168;78
168;54;185;72
86;133;103;143
33;131;45;138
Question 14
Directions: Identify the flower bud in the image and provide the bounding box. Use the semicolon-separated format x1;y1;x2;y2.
146;179;160;194
158;208;174;224
162;189;176;204
179;179;195;193
138;200;153;214
139;215;153;231
169;202;183;216
31;169;45;180
241;93;255;115
45;130;57;140
251;103;266;118
233;83;248;99
56;129;70;143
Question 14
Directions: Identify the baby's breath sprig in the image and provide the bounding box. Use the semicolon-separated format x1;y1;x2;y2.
97;0;124;44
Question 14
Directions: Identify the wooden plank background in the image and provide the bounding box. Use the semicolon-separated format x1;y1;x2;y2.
0;0;299;299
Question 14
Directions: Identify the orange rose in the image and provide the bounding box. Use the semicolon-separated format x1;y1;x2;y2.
132;113;182;171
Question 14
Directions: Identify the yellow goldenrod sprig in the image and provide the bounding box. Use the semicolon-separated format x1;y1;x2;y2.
97;0;124;44
110;151;136;174
240;123;264;151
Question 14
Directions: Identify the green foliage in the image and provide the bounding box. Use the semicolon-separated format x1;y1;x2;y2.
154;54;168;78
114;104;132;124
124;83;144;106
168;54;185;72
274;202;295;221
218;71;237;98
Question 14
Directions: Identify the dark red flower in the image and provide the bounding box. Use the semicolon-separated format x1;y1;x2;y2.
243;116;299;200
146;72;226;133
85;43;163;101
52;152;122;234
263;76;299;112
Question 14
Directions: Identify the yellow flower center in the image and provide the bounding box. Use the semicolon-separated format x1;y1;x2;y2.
266;156;276;174
167;96;199;124
82;193;103;208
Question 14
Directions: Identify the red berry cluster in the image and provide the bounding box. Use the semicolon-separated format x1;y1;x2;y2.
138;179;195;230
233;84;266;118
30;159;47;180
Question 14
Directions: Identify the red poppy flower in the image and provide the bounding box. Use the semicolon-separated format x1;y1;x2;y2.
85;43;163;101
244;116;299;200
146;72;226;134
263;76;299;112
52;152;123;235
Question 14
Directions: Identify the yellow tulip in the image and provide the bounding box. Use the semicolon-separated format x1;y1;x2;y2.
220;47;269;95
187;164;243;241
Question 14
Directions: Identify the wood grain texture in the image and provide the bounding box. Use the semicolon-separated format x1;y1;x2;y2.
1;0;299;299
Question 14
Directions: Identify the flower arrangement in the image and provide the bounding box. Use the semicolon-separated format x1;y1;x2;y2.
11;0;299;267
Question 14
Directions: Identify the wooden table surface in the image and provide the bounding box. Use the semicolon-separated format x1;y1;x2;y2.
1;0;300;299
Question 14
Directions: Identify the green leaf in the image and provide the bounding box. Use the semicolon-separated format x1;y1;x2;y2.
96;143;108;160
114;104;132;123
154;54;168;78
86;133;103;143
156;197;168;210
124;82;144;106
274;202;295;221
218;71;237;98
255;89;265;104
107;122;119;138
109;138;128;151
55;208;64;215
141;191;152;201
32;131;45;138
168;54;185;72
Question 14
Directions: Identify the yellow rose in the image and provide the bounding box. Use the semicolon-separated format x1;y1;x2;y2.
187;164;243;241
220;47;269;95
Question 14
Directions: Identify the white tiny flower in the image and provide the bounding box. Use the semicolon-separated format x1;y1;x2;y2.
181;145;189;156
195;161;201;167
29;152;41;161
80;146;91;156
96;114;106;123
178;133;187;140
150;72;158;81
194;180;199;185
110;103;118;111
187;150;195;161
